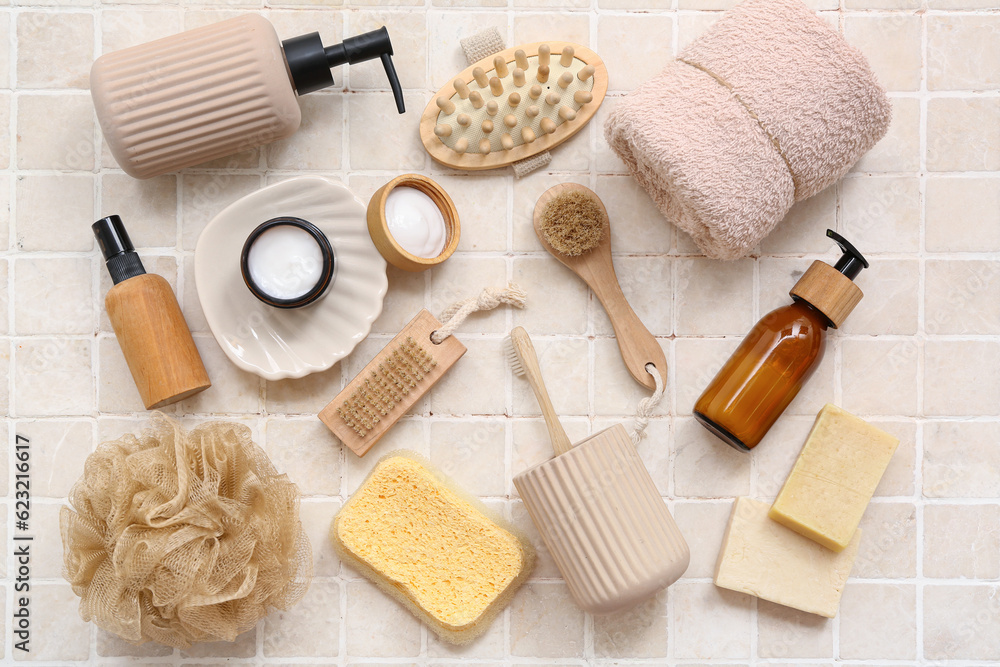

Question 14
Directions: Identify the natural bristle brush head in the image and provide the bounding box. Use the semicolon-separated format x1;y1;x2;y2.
421;41;608;171
538;189;606;257
336;336;437;438
320;309;468;457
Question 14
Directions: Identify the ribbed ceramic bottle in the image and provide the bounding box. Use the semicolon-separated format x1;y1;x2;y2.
91;15;302;179
92;15;404;180
513;424;689;614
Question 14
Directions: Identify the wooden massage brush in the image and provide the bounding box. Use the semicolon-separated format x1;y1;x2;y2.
421;42;608;170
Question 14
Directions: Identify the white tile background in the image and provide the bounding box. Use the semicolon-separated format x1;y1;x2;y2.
2;0;1000;664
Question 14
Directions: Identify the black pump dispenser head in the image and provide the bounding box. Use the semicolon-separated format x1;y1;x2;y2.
827;229;869;281
93;215;146;285
283;26;405;114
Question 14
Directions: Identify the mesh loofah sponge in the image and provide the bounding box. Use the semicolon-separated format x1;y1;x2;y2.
331;451;534;644
60;414;312;647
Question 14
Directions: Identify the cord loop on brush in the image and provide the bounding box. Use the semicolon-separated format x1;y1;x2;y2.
630;362;665;445
431;284;528;344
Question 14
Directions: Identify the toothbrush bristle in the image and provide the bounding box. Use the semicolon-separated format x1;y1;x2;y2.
503;336;527;377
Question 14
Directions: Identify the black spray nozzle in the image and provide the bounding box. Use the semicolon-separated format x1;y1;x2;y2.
827;229;869;281
283;27;405;114
93;215;146;285
94;215;134;260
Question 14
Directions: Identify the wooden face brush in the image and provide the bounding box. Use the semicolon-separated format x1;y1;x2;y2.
421;42;608;170
533;184;667;391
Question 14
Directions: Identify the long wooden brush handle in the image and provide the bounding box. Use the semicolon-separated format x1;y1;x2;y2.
510;327;573;456
586;273;667;390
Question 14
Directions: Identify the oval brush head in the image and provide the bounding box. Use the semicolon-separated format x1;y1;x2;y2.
538;190;606;257
421;41;608;171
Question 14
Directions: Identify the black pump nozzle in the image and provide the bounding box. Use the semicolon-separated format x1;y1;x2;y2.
93;215;146;285
283;26;405;114
827;229;869;281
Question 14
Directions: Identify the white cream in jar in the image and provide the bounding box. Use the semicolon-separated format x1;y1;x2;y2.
384;186;447;258
247;224;325;300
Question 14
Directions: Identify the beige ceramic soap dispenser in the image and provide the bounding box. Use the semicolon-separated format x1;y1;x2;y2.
91;15;404;179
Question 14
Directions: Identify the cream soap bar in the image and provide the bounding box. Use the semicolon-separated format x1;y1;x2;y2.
769;403;899;551
715;497;860;618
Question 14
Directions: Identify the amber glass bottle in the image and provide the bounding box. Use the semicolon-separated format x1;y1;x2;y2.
694;230;868;452
694;301;828;451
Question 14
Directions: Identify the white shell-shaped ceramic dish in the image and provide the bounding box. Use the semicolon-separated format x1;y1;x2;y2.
195;176;387;380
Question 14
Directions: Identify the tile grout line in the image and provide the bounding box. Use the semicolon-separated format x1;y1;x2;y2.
914;1;930;663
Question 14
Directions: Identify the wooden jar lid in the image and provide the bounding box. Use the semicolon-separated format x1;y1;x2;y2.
789;260;863;328
367;174;460;272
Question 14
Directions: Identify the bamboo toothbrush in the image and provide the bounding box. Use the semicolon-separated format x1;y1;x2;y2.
504;326;572;456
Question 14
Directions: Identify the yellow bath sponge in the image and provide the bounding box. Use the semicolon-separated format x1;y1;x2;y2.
331;451;534;644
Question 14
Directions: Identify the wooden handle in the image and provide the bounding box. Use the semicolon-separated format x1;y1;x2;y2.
510;327;573;456
106;274;211;409
586;271;667;391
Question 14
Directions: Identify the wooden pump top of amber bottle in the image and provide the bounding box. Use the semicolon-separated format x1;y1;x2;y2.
789;230;869;329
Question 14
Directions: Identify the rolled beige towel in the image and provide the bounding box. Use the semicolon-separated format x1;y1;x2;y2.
604;0;891;260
